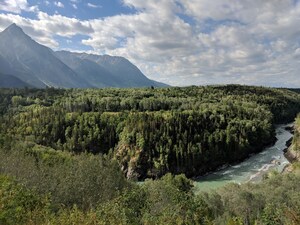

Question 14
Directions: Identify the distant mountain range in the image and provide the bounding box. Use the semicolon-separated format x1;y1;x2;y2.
0;24;167;88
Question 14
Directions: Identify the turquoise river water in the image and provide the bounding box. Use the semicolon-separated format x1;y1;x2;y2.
194;124;293;193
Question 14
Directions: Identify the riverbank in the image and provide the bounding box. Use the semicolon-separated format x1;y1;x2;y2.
282;125;300;173
282;122;300;173
194;124;293;192
282;149;300;174
284;148;300;162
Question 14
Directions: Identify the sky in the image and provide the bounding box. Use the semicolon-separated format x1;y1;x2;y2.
0;0;300;87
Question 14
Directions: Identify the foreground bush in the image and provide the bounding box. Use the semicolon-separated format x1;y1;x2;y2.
0;175;50;225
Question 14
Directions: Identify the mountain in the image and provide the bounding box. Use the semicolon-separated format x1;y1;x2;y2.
63;52;168;87
0;24;168;88
0;23;90;88
55;51;121;88
0;73;31;88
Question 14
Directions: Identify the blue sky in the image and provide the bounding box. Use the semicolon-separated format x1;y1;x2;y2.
27;0;137;19
0;0;300;87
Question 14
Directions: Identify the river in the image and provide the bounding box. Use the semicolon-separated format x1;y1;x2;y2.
194;124;293;193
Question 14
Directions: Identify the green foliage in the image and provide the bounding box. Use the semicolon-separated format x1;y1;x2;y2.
140;174;213;224
260;203;283;225
292;114;300;154
0;168;300;224
2;85;299;179
0;143;130;210
0;85;300;224
0;175;50;225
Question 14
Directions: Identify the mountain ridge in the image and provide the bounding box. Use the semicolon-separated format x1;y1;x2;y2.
0;24;168;88
0;23;91;88
56;51;167;88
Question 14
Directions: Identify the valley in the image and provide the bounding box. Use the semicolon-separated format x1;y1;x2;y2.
1;85;300;224
1;0;300;223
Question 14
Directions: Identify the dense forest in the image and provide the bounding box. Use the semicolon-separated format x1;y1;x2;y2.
1;85;300;224
0;116;299;224
1;85;300;179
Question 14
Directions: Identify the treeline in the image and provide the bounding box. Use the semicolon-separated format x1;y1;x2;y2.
1;85;300;179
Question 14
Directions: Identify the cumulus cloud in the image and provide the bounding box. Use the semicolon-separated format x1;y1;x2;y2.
36;12;93;37
0;0;38;14
0;12;93;48
0;13;59;48
1;0;300;87
106;0;300;87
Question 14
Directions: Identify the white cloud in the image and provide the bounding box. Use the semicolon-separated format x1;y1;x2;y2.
1;0;300;87
36;12;93;37
0;0;38;14
0;12;93;48
87;3;102;9
72;4;78;9
0;13;59;48
108;0;300;87
54;1;64;8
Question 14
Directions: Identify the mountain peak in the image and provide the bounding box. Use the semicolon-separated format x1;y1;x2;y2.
0;23;34;45
8;23;18;28
0;24;168;88
2;23;25;35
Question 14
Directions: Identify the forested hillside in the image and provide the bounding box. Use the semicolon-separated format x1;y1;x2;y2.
1;85;300;224
1;85;300;179
1;144;300;224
